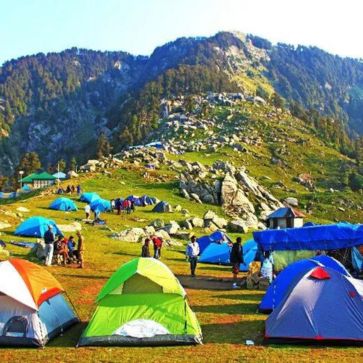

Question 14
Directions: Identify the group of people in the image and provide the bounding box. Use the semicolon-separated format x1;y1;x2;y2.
112;198;135;215
44;225;85;268
184;235;274;286
141;236;163;258
57;184;81;195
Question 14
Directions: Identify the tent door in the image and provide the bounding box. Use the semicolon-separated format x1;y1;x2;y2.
2;316;29;337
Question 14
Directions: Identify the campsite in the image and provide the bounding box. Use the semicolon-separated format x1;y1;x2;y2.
1;163;363;362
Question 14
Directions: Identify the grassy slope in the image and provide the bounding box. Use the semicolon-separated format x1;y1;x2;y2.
0;164;363;362
1;102;363;361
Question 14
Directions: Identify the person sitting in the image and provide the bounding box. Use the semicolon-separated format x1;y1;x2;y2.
67;235;76;262
141;238;151;257
54;235;68;265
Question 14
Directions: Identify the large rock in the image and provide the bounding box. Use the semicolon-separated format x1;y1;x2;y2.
204;210;217;220
190;193;203;204
0;221;11;230
190;217;204;228
163;221;180;235
212;215;228;229
228;219;249;233
149;219;165;228
284;197;299;207
116;228;146;242
180;220;193;230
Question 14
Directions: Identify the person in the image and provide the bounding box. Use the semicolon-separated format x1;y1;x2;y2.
44;225;55;266
67;235;76;261
76;184;81;195
141;238;151;257
115;198;121;215
130;200;135;213
54;235;68;265
261;251;274;283
71;185;75;194
230;237;244;288
186;236;200;277
85;203;91;219
152;236;163;259
122;199;129;213
66;185;71;194
76;231;85;268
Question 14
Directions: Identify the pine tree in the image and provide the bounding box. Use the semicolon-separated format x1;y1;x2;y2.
96;133;112;159
69;157;77;171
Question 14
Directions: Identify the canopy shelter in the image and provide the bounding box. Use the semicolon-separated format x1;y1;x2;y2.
78;258;202;346
253;223;363;251
15;216;62;237
0;259;78;347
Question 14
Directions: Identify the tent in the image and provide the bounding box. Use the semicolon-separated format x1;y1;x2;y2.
197;231;231;254
126;195;142;206
49;197;78;211
253;222;363;251
0;258;78;347
15;216;62;237
80;192;100;204
52;172;67;180
152;201;172;213
265;265;363;344
90;198;112;213
259;255;350;313
199;239;258;271
352;247;363;272
78;258;202;346
140;195;157;206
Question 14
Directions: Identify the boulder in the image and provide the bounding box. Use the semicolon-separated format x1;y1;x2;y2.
116;228;146;242
144;226;156;235
190;217;204;228
149;219;165;228
180;220;193;230
0;221;11;230
228;219;249;233
284;197;299;207
212;215;228;229
163;221;180;235
31;241;46;259
203;210;217;220
190;193;203;204
174;205;182;212
181;188;191;200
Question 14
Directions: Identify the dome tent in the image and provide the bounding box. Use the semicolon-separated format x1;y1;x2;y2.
265;266;363;344
152;201;173;213
80;192;100;204
90;198;111;213
197;230;232;254
259;255;350;313
49;197;77;211
0;259;78;347
78;258;202;346
15;216;62;237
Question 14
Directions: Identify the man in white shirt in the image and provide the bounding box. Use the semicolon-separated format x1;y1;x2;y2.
84;204;91;219
186;236;200;277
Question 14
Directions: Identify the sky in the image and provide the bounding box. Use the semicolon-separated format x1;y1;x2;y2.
1;0;363;65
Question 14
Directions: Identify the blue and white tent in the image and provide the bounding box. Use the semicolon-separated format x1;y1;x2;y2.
197;231;231;254
259;255;350;313
90;198;111;213
49;197;77;211
15;216;62;237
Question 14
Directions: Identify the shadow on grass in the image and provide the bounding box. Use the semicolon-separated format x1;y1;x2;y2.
201;321;265;344
194;303;258;314
56;273;107;280
48;322;86;348
213;293;264;302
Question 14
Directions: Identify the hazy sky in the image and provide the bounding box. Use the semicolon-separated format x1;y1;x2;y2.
1;0;363;65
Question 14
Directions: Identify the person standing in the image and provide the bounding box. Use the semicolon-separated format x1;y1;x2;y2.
186;236;200;277
230;237;244;288
44;225;55;266
141;238;151;257
84;203;91;219
76;230;85;268
76;185;81;195
152;236;163;259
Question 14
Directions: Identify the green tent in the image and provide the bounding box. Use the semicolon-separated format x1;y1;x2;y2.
78;258;202;346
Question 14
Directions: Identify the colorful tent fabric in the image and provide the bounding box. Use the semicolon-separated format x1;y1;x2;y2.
140;195;157;206
49;197;77;211
240;240;259;271
126;195;142;206
152;201;172;213
80;192;101;203
197;231;231;254
15;216;62;237
352;247;363;272
0;259;78;347
78;258;202;346
265;266;363;343
254;223;363;251
90;198;111;213
259;255;350;313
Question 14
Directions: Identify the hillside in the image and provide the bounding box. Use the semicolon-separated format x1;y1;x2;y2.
1;31;363;176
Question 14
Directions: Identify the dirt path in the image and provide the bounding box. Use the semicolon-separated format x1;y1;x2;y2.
177;274;245;290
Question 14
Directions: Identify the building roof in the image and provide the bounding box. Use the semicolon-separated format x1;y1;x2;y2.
267;207;305;219
21;171;56;182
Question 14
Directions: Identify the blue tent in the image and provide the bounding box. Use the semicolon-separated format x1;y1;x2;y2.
197;231;231;254
21;185;31;192
259;255;350;313
253;222;363;251
152;201;171;213
240;240;259;271
199;242;231;264
352;247;363;272
126;195;142;206
265;266;363;343
80;192;101;204
140;195;157;206
15;216;62;237
90;198;111;213
49;197;78;211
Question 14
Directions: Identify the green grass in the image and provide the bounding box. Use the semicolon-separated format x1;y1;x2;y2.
1;165;363;363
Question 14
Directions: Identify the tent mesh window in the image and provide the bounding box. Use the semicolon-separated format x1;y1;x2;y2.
3;316;29;337
122;274;163;294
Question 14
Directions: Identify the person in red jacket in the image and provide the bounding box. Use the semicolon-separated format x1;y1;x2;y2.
152;236;163;259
